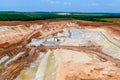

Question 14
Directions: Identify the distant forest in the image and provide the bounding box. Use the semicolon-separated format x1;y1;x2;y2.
0;11;120;22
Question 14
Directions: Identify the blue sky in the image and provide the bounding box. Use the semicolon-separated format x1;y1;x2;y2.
0;0;120;13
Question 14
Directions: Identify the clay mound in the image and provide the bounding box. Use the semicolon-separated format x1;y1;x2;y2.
57;62;120;80
0;25;32;48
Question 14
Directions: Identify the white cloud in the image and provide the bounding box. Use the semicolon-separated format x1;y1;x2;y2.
91;3;99;6
42;0;71;5
49;1;60;4
63;2;71;5
42;0;60;4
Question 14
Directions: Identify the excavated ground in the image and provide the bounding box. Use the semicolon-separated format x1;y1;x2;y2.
0;20;120;80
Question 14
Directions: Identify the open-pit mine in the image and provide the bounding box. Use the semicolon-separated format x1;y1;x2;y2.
0;20;120;80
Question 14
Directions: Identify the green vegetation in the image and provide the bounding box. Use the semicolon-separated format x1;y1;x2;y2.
97;18;120;22
0;11;120;22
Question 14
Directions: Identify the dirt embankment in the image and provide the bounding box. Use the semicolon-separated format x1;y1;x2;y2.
0;20;119;35
0;19;120;26
0;20;46;26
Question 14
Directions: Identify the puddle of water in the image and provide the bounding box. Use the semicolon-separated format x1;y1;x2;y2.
43;41;58;46
30;52;45;67
70;29;83;39
30;38;45;47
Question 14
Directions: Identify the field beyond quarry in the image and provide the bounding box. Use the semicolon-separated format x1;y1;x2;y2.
0;20;120;80
98;18;120;22
0;11;120;22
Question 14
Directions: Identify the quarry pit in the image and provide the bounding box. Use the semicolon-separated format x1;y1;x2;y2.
0;20;120;80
